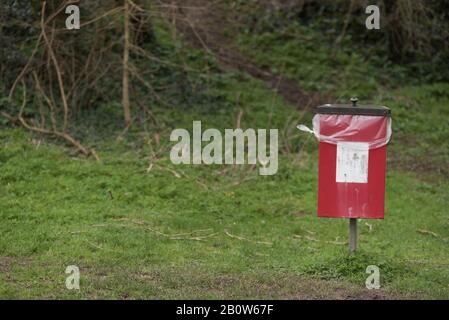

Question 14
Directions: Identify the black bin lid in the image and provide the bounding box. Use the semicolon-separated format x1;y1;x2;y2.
315;100;391;117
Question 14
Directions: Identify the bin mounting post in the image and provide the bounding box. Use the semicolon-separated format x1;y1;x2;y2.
349;218;357;252
348;96;359;252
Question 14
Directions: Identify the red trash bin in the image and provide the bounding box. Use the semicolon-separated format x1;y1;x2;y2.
314;100;391;219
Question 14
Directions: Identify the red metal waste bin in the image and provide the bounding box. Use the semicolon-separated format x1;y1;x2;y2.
314;100;391;219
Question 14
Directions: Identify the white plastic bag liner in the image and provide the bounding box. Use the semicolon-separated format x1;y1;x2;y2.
298;114;392;149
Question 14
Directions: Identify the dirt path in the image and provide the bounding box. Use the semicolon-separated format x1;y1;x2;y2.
133;265;403;300
157;0;326;110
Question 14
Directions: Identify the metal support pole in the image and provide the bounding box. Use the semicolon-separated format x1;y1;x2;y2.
349;218;357;252
349;98;359;253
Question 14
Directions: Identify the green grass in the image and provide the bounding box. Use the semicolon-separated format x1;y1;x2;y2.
1;90;448;298
0;130;449;298
1;8;449;299
236;17;408;99
379;84;449;178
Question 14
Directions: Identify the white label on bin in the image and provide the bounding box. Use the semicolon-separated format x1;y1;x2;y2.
336;142;369;183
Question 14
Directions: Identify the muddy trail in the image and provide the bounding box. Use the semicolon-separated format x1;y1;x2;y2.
158;0;327;110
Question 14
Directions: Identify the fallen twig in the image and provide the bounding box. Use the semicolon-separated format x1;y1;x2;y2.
169;232;219;241
324;237;347;246
365;222;374;232
224;229;272;245
1;111;100;161
117;218;217;241
417;229;439;238
304;235;319;242
294;234;346;246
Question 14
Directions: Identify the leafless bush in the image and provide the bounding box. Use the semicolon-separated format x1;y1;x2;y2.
1;0;156;158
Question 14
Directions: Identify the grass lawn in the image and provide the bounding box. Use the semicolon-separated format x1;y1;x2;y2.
1;81;448;299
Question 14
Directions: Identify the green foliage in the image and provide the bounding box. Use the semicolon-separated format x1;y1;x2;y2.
300;253;412;285
233;0;449;84
237;25;405;98
0;0;38;87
